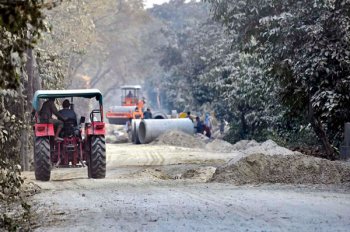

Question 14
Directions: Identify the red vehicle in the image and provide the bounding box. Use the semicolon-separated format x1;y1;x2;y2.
106;85;144;125
32;89;106;181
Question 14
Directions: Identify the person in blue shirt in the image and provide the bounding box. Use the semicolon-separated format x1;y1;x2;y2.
195;116;204;134
59;99;77;125
143;108;152;119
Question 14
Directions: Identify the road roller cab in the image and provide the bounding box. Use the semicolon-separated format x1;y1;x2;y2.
32;89;106;181
106;85;144;125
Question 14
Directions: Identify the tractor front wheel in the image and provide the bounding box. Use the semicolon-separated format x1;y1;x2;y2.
34;137;51;181
88;136;106;179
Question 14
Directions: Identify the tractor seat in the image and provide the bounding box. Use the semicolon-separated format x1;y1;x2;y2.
62;118;78;137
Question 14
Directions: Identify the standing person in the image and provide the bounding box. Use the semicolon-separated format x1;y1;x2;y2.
39;98;67;141
204;113;212;130
220;119;225;135
125;119;132;133
204;113;212;138
126;91;133;98
143;108;152;119
203;125;212;138
195;116;204;134
187;111;193;122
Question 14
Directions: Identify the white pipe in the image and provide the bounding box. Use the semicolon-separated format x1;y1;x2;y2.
131;119;142;144
152;111;168;119
138;118;194;144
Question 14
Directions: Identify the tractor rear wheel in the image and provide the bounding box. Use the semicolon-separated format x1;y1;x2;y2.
34;137;51;181
88;136;106;179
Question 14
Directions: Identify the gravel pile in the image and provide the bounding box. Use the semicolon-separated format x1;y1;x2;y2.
212;153;350;185
130;168;171;180
230;139;296;155
181;167;216;182
205;139;235;153
151;130;206;149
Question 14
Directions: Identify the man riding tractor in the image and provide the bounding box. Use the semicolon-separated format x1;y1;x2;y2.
32;89;106;181
59;99;77;123
38;97;67;141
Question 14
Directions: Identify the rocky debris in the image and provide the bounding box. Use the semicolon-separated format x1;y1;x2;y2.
212;153;350;185
105;134;129;144
105;124;129;143
151;130;206;149
106;124;123;135
21;181;41;197
0;179;39;231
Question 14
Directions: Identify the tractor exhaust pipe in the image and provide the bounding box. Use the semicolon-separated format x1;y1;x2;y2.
138;118;194;144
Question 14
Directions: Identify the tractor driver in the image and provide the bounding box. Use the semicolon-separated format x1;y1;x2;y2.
59;99;77;125
39;98;67;141
126;90;133;98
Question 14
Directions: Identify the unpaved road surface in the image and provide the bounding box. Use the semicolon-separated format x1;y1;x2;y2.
23;143;350;231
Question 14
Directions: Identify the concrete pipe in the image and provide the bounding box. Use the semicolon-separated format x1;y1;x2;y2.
138;118;194;144
131;119;142;144
152;111;168;119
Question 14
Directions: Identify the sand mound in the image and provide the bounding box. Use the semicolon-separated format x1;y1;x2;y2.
206;139;235;153
244;140;296;156
212;153;350;185
231;140;259;150
130;168;171;180
205;139;297;156
194;133;211;143
181;167;216;182
152;130;206;149
230;139;297;156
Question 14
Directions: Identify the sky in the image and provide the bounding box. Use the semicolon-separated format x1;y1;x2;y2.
143;0;171;8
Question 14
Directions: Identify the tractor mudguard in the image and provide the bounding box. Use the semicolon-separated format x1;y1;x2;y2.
34;123;54;137
85;122;105;136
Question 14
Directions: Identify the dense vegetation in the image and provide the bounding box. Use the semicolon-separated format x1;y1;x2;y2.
150;0;350;159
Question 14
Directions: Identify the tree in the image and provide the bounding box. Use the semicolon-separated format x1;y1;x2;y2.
207;0;350;159
0;0;47;89
146;0;211;111
0;1;52;229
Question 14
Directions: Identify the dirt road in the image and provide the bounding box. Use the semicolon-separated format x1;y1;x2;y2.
23;143;350;231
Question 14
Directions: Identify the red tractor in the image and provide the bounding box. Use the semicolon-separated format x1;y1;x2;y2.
32;89;106;181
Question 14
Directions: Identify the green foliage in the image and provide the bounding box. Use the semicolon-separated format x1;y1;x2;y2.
0;1;48;229
0;0;46;198
206;0;350;158
145;0;210;111
0;0;46;89
152;2;287;144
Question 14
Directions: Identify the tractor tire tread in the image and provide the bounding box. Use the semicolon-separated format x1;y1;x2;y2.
89;136;106;179
34;137;51;181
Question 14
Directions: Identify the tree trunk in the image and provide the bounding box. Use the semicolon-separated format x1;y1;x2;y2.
239;107;247;140
156;87;161;110
20;48;34;171
26;48;34;107
308;100;336;159
18;84;28;170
